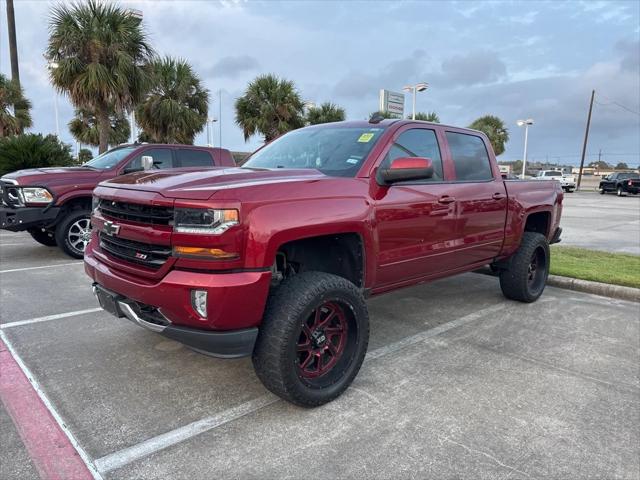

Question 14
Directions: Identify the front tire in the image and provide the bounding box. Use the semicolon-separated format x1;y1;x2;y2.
28;228;57;246
252;271;369;407
499;232;550;303
55;209;92;258
617;186;625;197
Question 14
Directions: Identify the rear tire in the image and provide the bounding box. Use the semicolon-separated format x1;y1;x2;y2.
55;209;92;259
599;186;606;194
27;228;57;247
252;271;369;407
499;232;549;303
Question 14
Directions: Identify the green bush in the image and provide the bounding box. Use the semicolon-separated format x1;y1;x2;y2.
78;148;93;163
0;134;74;176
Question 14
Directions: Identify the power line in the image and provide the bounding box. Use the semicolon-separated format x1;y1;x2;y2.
595;93;640;116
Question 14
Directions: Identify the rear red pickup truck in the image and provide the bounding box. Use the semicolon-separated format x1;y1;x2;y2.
0;144;234;257
85;120;563;406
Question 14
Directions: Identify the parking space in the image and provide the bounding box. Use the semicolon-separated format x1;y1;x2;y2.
1;208;639;479
561;192;640;254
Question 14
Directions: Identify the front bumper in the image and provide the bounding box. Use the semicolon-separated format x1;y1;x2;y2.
93;283;258;358
0;205;60;231
85;250;271;330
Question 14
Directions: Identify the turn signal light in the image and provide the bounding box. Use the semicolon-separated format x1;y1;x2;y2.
173;246;238;259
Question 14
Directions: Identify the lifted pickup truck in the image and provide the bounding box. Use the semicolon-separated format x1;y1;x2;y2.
85;120;563;406
1;144;234;257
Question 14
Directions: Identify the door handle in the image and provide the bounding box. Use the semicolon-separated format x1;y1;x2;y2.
492;192;506;200
437;195;455;204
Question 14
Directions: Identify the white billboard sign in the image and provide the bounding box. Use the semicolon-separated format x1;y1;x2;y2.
379;89;405;118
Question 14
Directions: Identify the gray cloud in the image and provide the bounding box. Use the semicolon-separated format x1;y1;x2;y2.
438;50;507;87
209;55;260;79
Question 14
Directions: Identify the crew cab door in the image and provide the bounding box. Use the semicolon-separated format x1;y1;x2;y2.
443;130;507;265
373;126;460;286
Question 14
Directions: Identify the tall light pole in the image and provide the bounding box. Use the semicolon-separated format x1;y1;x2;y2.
46;60;60;138
403;82;428;120
517;119;534;178
207;118;217;147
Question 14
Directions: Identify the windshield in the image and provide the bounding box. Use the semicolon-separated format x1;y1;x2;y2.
83;147;136;170
243;126;385;177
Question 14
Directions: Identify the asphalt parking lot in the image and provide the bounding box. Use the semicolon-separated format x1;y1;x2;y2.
561;191;640;254
1;200;639;479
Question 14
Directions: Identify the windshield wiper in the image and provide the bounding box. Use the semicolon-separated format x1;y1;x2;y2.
80;165;101;170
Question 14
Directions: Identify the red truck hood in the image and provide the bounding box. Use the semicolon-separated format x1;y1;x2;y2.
99;167;327;200
2;166;104;187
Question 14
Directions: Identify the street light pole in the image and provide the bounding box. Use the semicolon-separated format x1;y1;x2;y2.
402;82;428;120
517;119;534;178
46;60;60;138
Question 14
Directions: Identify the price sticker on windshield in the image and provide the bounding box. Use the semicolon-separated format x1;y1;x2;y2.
357;133;375;143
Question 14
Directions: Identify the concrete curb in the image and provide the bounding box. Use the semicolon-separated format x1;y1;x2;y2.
546;274;639;303
475;268;639;303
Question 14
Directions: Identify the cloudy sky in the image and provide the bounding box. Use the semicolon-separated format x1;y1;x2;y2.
1;0;639;166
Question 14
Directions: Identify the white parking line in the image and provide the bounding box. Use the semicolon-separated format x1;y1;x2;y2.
0;330;104;480
94;301;510;473
1;308;103;329
0;242;29;247
0;262;81;274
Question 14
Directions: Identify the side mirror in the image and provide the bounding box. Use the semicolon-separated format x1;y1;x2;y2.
141;155;154;171
377;157;434;185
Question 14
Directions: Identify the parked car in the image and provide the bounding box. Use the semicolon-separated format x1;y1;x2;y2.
598;172;640;196
535;170;576;192
0;144;235;258
85;120;563;407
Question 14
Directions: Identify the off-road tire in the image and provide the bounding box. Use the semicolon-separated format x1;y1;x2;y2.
499;232;549;303
28;228;57;246
252;271;369;407
55;208;92;259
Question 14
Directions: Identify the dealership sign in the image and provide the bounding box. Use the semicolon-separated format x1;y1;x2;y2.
379;89;405;118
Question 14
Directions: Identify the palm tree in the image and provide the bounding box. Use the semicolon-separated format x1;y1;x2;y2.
306;102;346;125
412;111;440;123
136;57;209;144
46;0;153;153
0;73;32;137
69;108;130;147
235;74;305;142
369;111;396;120
468;115;509;156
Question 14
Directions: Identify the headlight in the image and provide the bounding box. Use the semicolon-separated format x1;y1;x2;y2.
174;208;239;234
20;187;53;205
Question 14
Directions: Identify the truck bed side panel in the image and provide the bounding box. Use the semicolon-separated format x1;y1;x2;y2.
501;180;563;258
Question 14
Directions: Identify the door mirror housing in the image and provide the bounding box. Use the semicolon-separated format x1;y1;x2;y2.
377;157;434;185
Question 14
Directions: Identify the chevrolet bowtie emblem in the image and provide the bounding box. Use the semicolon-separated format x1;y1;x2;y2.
103;220;120;236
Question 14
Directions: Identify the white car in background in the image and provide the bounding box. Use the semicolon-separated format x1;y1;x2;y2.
535;170;576;192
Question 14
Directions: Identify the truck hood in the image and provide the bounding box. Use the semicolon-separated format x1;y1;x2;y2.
2;166;104;187
99;167;327;200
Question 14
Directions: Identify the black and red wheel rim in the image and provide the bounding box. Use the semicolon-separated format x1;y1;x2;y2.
527;246;547;293
296;301;348;379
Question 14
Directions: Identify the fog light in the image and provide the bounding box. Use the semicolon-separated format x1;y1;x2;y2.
191;290;208;318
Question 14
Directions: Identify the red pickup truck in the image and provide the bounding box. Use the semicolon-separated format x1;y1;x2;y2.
85;120;563;406
1;144;234;257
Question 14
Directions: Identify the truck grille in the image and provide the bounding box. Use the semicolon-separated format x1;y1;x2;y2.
0;179;22;207
99;232;171;269
98;200;174;226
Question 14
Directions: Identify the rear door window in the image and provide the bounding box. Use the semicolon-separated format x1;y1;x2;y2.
445;132;494;181
381;128;444;181
176;149;214;167
126;148;174;171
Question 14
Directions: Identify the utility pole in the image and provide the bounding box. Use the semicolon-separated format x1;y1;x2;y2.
577;89;595;191
6;0;20;85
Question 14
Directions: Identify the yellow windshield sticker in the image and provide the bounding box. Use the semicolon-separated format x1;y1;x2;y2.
357;133;375;143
